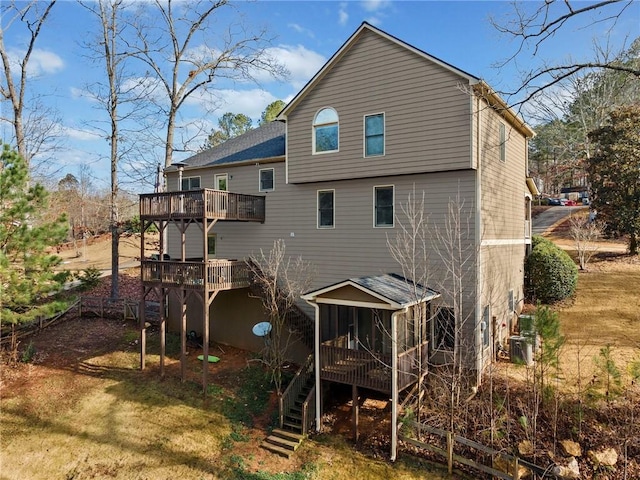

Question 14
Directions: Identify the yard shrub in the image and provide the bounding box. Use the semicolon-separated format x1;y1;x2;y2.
74;267;102;290
525;235;578;303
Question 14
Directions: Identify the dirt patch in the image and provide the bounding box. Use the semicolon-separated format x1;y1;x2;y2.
55;232;159;272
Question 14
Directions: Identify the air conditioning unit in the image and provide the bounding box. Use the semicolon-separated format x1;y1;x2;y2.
510;335;534;365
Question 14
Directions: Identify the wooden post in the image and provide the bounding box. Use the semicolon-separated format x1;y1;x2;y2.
139;293;146;370
159;288;166;377
180;297;187;382
446;431;454;474
512;456;520;480
352;384;359;442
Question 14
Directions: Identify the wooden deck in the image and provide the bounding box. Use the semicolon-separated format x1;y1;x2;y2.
141;259;251;291
139;189;265;222
319;341;428;394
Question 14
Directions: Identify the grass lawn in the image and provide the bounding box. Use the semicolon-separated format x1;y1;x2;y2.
0;317;454;480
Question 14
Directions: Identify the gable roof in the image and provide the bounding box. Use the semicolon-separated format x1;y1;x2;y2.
279;22;480;119
278;21;534;139
302;273;440;310
169;121;285;171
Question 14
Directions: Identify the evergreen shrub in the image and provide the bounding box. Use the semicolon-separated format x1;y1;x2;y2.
525;235;578;303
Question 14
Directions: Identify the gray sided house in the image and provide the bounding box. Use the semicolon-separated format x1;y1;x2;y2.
138;22;535;459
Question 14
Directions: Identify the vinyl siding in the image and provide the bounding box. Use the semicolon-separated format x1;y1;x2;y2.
166;161;478;323
477;97;529;240
287;28;473;183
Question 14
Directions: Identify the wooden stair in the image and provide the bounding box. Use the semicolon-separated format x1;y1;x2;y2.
260;429;306;458
282;376;314;432
261;375;314;457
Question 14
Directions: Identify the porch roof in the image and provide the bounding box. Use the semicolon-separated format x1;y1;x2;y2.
301;273;440;310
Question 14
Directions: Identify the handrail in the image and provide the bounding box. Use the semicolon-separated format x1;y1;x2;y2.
140;259;251;291
301;385;316;435
139;189;265;222
280;354;314;430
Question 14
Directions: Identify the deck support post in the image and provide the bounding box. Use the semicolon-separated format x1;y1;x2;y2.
180;295;187;382
139;298;146;370
160;287;166;377
352;384;359;442
202;291;218;395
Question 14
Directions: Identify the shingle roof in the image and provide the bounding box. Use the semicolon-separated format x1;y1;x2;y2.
303;273;440;308
350;273;439;307
172;121;286;170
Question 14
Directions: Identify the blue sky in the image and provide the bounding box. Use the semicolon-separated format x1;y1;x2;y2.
2;0;639;191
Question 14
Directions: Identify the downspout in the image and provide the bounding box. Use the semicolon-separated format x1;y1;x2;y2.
475;94;484;383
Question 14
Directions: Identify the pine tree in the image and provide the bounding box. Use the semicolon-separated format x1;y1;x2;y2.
0;145;69;324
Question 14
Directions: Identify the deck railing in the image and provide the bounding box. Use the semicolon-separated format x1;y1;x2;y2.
140;189;265;222
319;341;428;394
141;259;250;291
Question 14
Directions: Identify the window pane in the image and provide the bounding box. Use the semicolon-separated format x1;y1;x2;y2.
315;108;338;124
375;187;393;226
365;114;384;156
366;136;384;156
365;114;384;135
260;169;274;191
207;235;216;256
315;125;338;152
434;307;455;350
191;177;200;189
500;123;506;162
318;190;334;227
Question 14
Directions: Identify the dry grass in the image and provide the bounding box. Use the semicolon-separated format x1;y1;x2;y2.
0;321;454;480
560;261;640;347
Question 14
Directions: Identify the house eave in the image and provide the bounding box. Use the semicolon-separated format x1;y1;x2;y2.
473;81;535;139
278;21;480;121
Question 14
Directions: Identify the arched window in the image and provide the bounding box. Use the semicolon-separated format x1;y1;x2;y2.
313;108;339;153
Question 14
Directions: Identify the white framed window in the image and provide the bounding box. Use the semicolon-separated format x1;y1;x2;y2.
508;289;515;311
207;234;216;258
433;306;455;351
374;185;394;227
313;107;339;153
259;168;274;192
364;113;384;156
499;123;506;162
181;176;201;191
317;189;335;228
214;173;228;191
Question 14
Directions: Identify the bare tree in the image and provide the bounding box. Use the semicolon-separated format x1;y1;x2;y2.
248;239;313;395
430;193;477;431
79;0;144;298
0;0;59;172
569;213;603;270
387;189;478;435
491;1;639;111
127;0;287;168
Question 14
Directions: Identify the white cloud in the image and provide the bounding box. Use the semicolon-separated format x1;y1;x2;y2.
360;0;391;12
288;23;315;38
338;3;349;26
63;126;104;142
8;48;64;77
185;88;279;120
266;45;326;90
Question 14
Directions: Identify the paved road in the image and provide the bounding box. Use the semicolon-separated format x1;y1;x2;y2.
532;206;586;236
